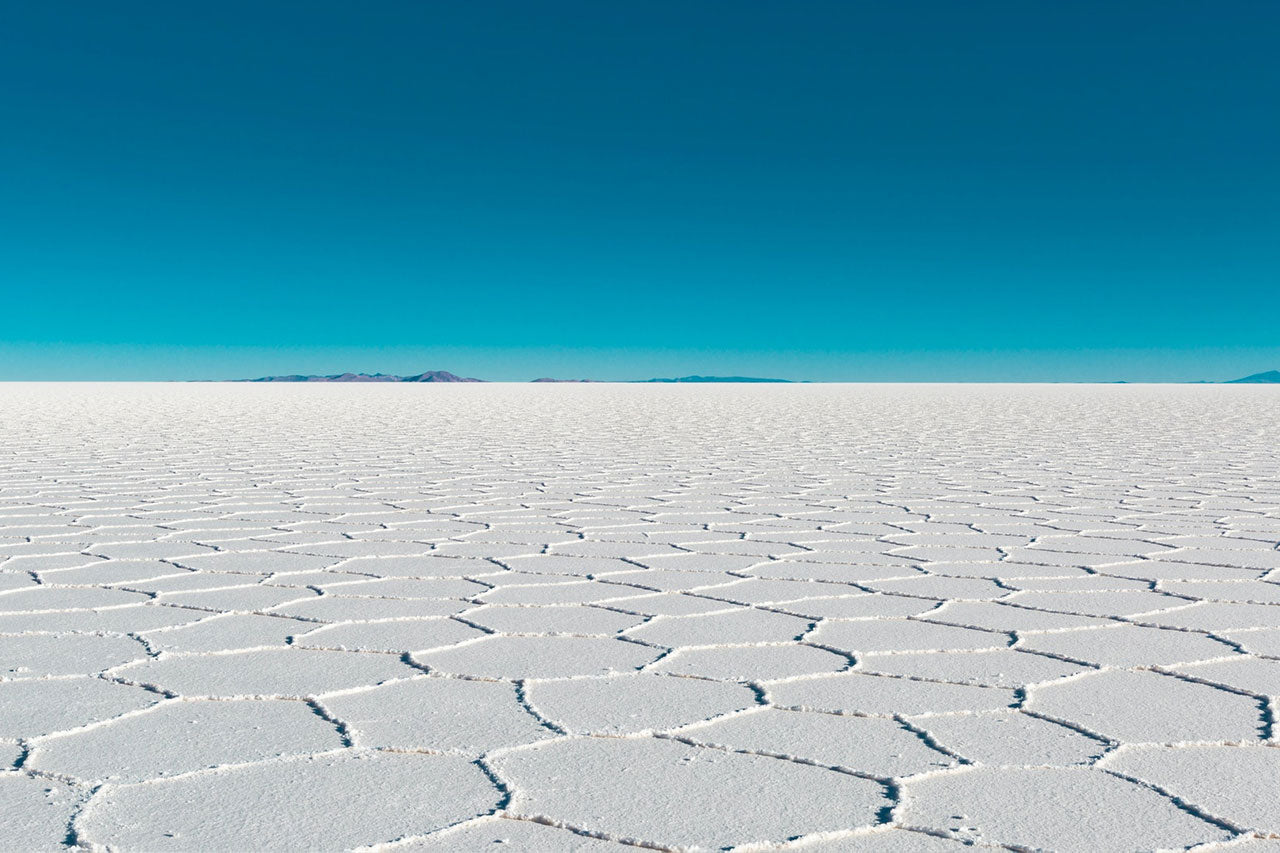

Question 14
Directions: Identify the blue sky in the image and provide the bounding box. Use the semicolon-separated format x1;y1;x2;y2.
2;1;1276;381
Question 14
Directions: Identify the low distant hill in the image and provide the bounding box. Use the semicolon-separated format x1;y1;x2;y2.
1226;370;1280;384
643;375;792;383
402;371;484;382
245;371;483;383
234;372;797;383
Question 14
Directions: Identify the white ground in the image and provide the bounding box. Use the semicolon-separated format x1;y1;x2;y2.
2;382;1279;852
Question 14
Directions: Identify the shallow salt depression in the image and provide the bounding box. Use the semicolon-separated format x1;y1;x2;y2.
1;382;1278;851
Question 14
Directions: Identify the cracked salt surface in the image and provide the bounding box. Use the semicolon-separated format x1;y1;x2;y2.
1;382;1279;851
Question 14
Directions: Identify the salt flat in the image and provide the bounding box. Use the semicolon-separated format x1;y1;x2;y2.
2;382;1279;852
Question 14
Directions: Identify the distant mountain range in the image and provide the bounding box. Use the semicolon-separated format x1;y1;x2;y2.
246;371;482;383
239;372;790;383
1227;370;1280;383
232;370;1279;384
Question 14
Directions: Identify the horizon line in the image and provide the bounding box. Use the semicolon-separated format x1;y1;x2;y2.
0;378;1273;385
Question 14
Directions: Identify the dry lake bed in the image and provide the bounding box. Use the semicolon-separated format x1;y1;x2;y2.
2;382;1278;852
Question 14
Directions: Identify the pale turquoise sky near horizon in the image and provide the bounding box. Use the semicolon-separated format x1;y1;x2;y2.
2;2;1277;381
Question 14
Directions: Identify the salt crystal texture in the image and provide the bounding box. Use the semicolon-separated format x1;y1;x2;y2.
1;382;1277;850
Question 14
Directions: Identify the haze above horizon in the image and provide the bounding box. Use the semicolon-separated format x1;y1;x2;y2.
3;2;1277;381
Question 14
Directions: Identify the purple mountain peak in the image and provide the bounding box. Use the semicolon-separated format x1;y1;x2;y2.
246;371;484;383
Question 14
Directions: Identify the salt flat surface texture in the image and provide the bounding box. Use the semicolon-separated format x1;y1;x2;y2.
2;382;1279;852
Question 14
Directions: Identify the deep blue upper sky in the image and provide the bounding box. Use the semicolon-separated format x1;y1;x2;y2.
2;1;1276;380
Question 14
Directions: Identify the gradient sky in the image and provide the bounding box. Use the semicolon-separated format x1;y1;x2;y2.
2;1;1277;381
